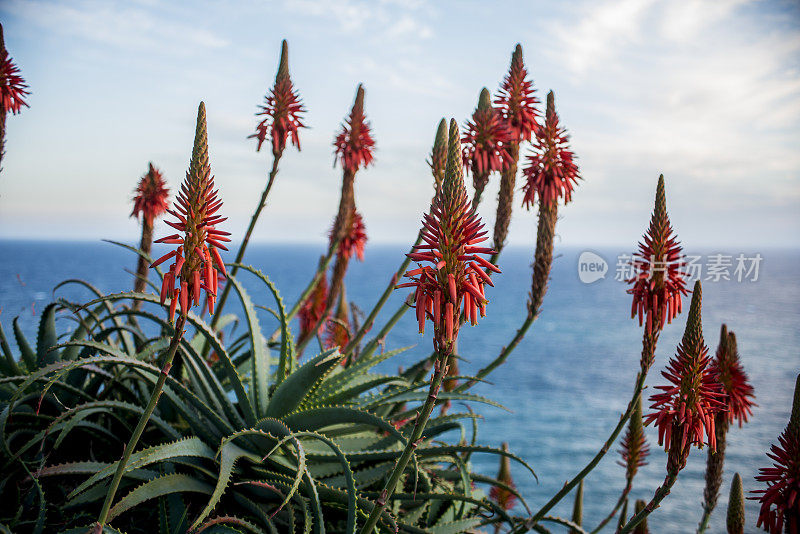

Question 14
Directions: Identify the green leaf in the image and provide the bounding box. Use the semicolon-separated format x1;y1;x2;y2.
428;517;482;534
36;303;59;367
265;349;342;419
107;473;213;521
282;406;406;445
12;317;36;370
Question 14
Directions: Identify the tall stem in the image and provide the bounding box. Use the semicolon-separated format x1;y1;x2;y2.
358;350;451;534
96;314;186;529
491;141;519;259
211;151;282;326
132;218;154;310
617;471;678;533
327;168;357;311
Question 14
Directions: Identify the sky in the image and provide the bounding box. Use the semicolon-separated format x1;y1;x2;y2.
0;0;798;249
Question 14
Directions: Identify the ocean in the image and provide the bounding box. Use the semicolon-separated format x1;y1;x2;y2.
1;239;798;533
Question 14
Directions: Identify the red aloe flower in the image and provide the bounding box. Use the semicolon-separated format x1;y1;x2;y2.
131;163;170;226
0;45;28;115
495;44;539;143
396;119;499;352
250;40;305;156
712;328;756;427
298;273;328;345
645;282;725;470
751;375;800;534
330;207;367;262
618;395;650;482
151;103;229;321
333;84;375;173
462;88;511;179
522;91;580;208
490;442;517;515
627;175;688;335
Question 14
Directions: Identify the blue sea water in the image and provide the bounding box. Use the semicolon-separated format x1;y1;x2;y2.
0;239;798;533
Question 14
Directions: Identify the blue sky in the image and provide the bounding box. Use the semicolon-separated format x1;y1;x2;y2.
0;0;798;248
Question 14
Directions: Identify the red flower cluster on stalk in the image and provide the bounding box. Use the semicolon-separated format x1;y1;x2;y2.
627;175;688;334
495;44;539;143
0;48;28;115
334;84;374;173
645;283;724;468
462;88;511;178
618;396;650;481
712;329;755;427
490;442;517;513
250;40;305;155
752;375;800;534
396;119;499;351
131;163;169;225
522;91;580;208
151;103;229;321
298;274;328;343
330;207;367;262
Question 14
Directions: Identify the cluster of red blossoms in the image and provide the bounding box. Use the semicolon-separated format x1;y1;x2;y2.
494;44;539;143
644;283;725;469
330;207;367;262
397;120;499;351
334;84;375;173
298;274;328;343
151;103;229;321
712;329;756;427
752;376;799;534
0;44;28;115
461;88;511;178
521;91;580;208
627;175;688;335
618;396;650;481
131;163;169;225
250;40;305;155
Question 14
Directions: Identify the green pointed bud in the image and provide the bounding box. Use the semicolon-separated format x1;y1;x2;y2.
726;473;744;534
430;118;448;187
617;499;629;531
477;88;492;112
276;39;290;83
443;118;463;201
512;43;524;70
0;22;5;50
633;499;648;534
790;374;800;436
353;84;365;117
498;442;512;484
349;84;365;139
190;102;210;182
546;90;555;120
681;281;704;352
569;480;583;533
653;174;668;230
717;324;729;360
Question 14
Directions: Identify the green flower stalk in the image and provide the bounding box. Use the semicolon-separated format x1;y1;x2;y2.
727;473;745;534
430;117;448;191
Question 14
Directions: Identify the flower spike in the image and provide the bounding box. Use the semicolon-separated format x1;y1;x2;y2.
250;40;306;156
618;395;650;483
462;88;511;205
334;84;375;173
0;25;28;116
398;119;499;352
712;328;756;427
645;282;725;471
329;207;367;262
751;374;800;534
627;175;688;335
495;44;539;142
151;102;228;322
490;442;517;514
429;118;448;189
522;91;580;208
131;163;169;226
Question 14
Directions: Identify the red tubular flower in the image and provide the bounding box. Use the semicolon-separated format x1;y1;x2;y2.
627;175;688;335
462;88;511;179
298;273;328;344
131;163;170;226
330;207;367;262
333;84;375;173
150;103;229;321
495;44;539;143
644;282;725;469
250;40;305;156
396;119;499;352
712;328;756;427
522;91;580;208
751;375;800;534
0;47;28;115
490;442;517;513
